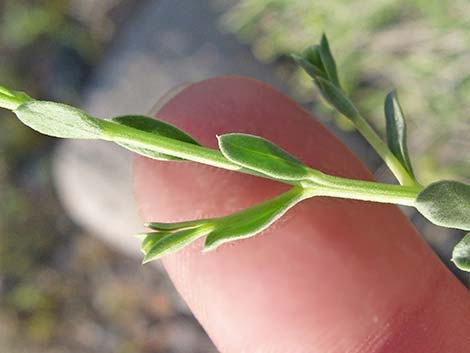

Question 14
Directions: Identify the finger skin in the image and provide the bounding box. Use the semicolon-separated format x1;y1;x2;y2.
134;77;470;353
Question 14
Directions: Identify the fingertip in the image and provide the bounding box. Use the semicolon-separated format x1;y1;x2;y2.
134;76;470;353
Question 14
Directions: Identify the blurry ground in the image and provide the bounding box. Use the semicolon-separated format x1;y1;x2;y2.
0;1;469;353
0;1;216;352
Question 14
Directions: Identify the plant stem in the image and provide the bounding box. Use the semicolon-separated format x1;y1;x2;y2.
353;115;417;187
101;119;241;169
0;92;27;111
101;118;421;207
305;171;422;206
99;119;297;184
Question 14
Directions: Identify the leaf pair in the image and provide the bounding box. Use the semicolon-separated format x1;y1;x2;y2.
140;186;307;263
140;220;212;263
138;133;313;263
294;34;359;121
296;35;416;185
293;34;340;88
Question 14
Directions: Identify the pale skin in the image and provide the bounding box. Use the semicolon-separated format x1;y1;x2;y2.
134;77;470;353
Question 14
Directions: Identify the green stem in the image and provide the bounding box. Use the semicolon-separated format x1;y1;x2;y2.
100;119;297;184
0;92;27;111
305;171;422;206
354;115;417;187
102;118;421;207
101;119;241;169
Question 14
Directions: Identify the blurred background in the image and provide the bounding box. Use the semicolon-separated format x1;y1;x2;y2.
0;0;469;352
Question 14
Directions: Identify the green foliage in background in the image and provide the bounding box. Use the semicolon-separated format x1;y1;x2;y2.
217;0;470;183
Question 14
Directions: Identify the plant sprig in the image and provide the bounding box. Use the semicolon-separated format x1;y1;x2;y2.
1;34;469;270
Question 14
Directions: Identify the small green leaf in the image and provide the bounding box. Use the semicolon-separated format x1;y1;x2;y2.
143;227;208;263
292;54;328;80
14;101;103;139
416;180;470;230
384;91;415;178
204;187;305;251
140;232;171;254
113;115;200;161
319;34;341;88
218;133;310;181
314;77;359;121
452;233;470;271
145;219;208;231
303;45;325;73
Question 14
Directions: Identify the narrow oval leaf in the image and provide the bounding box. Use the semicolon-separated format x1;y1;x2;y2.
140;232;171;254
319;34;341;88
314;77;359;121
143;227;208;263
416;180;470;230
303;45;325;73
218;133;309;181
452;233;470;271
204;187;305;251
145;219;208;231
384;91;415;178
292;54;328;80
113;115;200;161
14;101;103;139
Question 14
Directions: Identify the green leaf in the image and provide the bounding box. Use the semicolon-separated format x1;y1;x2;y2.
303;45;325;73
113;115;200;161
416;180;470;231
145;219;208;231
292;54;328;80
14;101;103;139
319;34;341;88
143;227;208;263
204;187;305;251
384;91;415;178
452;233;470;271
140;232;171;254
314;77;359;121
218;133;310;181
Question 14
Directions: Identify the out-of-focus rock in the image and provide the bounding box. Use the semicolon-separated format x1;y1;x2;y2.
52;0;292;258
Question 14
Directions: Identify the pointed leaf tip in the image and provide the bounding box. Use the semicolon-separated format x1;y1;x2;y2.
384;90;415;178
319;34;341;88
